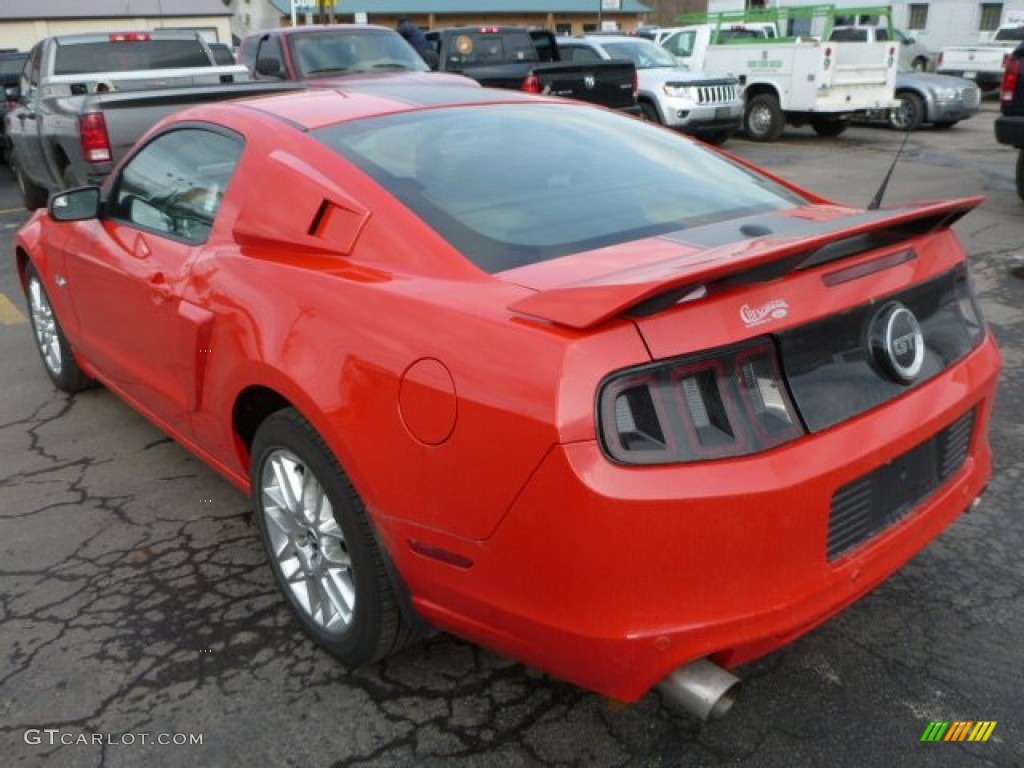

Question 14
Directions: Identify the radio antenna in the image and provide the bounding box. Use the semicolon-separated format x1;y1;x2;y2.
867;125;912;210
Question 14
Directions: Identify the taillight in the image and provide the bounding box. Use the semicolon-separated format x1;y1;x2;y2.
954;269;987;347
598;338;805;465
79;113;112;163
1003;56;1020;103
522;74;542;94
109;32;151;42
936;51;944;67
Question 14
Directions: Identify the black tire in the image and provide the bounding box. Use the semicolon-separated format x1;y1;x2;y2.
699;131;731;146
1016;151;1024;202
639;100;662;124
931;120;958;130
744;93;784;142
251;408;412;666
24;264;92;392
12;153;48;210
886;91;924;131
811;118;849;137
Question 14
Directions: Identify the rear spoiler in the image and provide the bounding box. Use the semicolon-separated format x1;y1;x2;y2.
507;197;982;330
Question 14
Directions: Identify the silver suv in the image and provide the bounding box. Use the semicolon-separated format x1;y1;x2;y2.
558;36;742;144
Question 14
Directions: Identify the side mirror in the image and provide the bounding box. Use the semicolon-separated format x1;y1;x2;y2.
906;36;916;44
49;186;101;222
255;57;282;77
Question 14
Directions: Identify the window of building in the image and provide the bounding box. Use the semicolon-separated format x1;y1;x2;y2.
908;4;929;30
980;3;1003;31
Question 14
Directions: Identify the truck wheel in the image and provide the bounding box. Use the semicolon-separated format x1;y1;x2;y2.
639;100;662;125
811;118;849;137
1017;151;1024;202
12;153;49;211
744;94;784;142
886;92;924;131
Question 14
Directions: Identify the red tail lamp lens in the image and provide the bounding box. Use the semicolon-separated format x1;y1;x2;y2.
599;338;805;465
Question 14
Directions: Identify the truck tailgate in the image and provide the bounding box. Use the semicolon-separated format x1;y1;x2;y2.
532;60;636;110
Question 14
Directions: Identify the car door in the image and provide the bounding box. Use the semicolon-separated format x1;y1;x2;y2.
62;126;243;429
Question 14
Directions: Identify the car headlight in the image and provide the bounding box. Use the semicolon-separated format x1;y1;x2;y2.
663;83;694;99
931;86;959;103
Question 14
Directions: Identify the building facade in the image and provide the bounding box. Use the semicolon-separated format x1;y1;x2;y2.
226;0;651;38
0;0;233;51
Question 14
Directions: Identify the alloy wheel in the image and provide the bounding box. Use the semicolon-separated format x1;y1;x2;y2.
260;448;355;633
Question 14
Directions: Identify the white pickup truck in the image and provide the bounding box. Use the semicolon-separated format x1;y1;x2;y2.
936;24;1024;92
661;6;898;141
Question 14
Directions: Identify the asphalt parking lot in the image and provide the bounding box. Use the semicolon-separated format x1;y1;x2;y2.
1;102;1022;768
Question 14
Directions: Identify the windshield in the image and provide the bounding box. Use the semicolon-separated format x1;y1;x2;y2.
600;39;679;68
315;104;805;273
289;29;428;77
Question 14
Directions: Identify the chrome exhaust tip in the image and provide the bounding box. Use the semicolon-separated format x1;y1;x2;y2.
656;657;741;720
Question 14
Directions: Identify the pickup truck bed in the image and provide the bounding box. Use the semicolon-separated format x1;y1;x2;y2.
7;30;266;209
426;27;638;113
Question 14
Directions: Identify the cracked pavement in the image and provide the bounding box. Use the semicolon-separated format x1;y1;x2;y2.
1;104;1022;767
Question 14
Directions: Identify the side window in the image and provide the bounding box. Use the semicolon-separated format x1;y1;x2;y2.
566;47;603;64
664;31;695;58
255;35;284;76
109;128;243;244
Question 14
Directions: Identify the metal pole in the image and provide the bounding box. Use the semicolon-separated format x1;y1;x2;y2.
291;0;297;27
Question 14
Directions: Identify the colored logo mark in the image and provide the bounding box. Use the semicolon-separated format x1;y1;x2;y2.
921;721;997;742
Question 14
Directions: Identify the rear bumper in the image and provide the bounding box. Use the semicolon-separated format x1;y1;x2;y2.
405;336;1000;701
995;114;1024;147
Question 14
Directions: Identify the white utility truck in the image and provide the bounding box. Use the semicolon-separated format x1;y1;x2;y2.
660;5;899;141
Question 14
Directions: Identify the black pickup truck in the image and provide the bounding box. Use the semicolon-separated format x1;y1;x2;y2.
425;26;638;113
995;41;1024;200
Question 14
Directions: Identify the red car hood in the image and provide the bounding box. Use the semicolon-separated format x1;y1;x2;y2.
500;198;982;330
305;71;478;88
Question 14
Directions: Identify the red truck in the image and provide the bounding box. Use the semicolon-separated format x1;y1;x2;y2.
238;24;476;89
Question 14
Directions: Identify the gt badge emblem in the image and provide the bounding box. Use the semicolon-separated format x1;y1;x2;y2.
870;302;924;383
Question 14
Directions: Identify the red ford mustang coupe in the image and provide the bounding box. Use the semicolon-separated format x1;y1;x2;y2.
15;85;1000;718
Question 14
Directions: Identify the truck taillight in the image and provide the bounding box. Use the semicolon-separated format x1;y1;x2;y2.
1003;56;1020;104
598;338;805;465
109;32;151;42
79;113;112;163
936;51;944;67
522;74;542;94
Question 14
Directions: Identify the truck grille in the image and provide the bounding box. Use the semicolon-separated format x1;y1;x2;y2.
827;408;975;560
695;83;738;105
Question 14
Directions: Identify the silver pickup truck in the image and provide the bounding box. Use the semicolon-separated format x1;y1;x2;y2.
5;30;292;209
